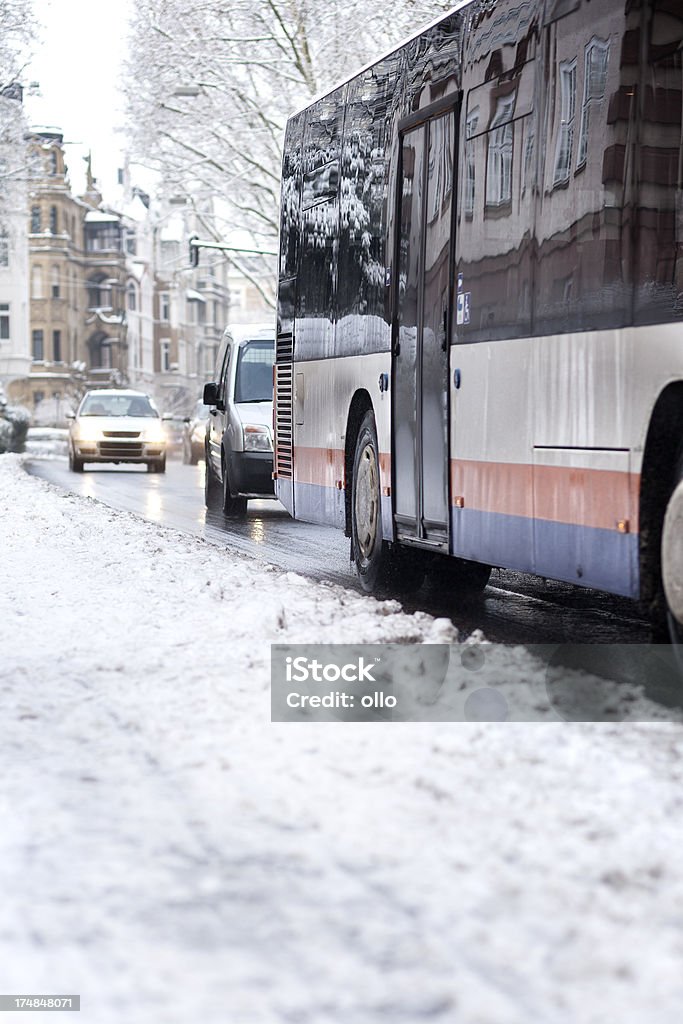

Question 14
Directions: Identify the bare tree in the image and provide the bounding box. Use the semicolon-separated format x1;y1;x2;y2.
0;0;36;221
124;0;454;252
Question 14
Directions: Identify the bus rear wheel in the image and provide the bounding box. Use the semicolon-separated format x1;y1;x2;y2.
351;410;424;594
661;460;683;667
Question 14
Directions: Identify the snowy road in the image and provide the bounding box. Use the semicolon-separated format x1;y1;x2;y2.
28;456;653;648
3;454;683;1023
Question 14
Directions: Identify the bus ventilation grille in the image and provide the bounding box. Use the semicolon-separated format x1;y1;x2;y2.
275;332;293;479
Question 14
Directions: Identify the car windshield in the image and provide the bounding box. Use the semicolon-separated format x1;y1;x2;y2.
234;340;274;403
80;394;158;418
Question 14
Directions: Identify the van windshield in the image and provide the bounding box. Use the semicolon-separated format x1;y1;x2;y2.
234;340;274;403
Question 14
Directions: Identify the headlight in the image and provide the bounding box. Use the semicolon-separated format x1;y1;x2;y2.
243;424;272;451
143;424;166;443
73;423;102;443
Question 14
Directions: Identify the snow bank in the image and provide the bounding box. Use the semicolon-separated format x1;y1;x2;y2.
2;454;683;1023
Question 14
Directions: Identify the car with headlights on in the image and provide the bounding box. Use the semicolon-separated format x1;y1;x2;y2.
67;389;167;473
203;324;275;515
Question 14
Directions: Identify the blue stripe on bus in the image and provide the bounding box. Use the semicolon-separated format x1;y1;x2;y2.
292;481;394;539
451;508;639;599
293;481;346;530
289;483;639;599
276;477;294;516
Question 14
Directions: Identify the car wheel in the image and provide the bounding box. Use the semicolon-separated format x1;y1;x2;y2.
351;410;424;593
157;457;166;475
204;450;221;508
222;456;247;517
69;446;84;473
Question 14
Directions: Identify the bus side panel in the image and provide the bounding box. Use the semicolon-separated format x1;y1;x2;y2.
289;349;392;535
449;325;683;599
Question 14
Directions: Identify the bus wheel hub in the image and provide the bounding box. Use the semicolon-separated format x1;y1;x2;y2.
355;443;378;560
662;480;683;626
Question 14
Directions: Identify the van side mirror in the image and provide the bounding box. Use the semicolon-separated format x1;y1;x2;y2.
203;382;219;406
65;411;75;420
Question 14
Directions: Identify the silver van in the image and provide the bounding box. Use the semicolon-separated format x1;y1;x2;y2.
202;323;275;515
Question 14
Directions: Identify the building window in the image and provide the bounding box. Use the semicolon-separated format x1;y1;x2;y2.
127;283;137;311
85;226;120;252
486;94;515;207
554;59;577;185
53;329;62;362
32;329;44;361
87;275;112;309
126;230;136;255
160;292;170;321
160;338;171;372
0;303;9;341
33;390;44;407
90;334;112;369
49;205;58;234
0;232;8;267
49;151;58;175
51;265;60;298
31;265;43;299
577;39;610;168
31;206;41;233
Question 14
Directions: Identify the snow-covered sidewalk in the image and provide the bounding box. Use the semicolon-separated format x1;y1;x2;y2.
2;453;683;1023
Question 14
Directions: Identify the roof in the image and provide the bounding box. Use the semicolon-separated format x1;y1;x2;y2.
84;210;120;223
222;322;275;345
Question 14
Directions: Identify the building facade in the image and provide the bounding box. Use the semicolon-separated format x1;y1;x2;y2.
0;87;31;387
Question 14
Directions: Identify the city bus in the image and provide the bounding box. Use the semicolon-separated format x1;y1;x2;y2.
273;0;683;648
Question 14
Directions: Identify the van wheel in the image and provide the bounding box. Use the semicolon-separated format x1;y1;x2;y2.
222;457;247;517
68;446;84;473
351;410;424;593
204;453;221;508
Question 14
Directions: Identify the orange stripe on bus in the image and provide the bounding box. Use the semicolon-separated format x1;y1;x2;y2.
293;446;391;489
292;449;639;532
450;460;640;532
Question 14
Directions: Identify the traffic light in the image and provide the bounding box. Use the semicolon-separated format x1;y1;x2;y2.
189;234;199;268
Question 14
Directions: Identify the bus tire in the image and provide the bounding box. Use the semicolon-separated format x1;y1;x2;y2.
661;454;683;665
351;410;424;594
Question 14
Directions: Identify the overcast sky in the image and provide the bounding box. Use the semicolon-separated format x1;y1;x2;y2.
24;0;132;201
